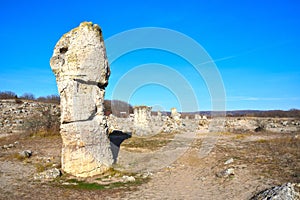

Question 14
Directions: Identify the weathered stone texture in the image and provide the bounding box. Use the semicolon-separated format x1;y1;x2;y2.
133;106;152;135
134;106;151;126
251;183;300;200
50;22;113;177
0;99;59;135
161;108;184;133
170;107;181;122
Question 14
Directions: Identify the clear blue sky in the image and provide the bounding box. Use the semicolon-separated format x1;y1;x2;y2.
0;0;299;111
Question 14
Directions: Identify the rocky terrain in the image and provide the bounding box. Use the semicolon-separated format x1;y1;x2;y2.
1;21;299;199
1;99;299;139
0;99;299;199
0;99;59;137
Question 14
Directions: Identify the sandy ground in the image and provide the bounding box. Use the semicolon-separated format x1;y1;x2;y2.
0;129;299;199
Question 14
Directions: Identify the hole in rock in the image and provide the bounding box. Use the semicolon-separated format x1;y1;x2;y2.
60;47;68;54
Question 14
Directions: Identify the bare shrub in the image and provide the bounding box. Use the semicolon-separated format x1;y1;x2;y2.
104;100;133;117
20;93;35;100
37;95;60;104
23;109;60;137
0;91;17;99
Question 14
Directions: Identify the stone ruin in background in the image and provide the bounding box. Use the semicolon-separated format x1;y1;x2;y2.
48;21;300;179
133;106;152;136
131;106;185;134
50;22;113;177
170;107;181;121
196;114;209;130
161;107;184;133
107;106;186;135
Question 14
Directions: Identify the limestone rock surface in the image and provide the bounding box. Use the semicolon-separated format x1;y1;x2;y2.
50;22;113;177
34;168;62;180
251;183;300;200
170;108;181;122
133;106;152;136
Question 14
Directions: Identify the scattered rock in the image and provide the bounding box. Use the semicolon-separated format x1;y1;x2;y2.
161;108;184;133
62;182;78;186
142;171;153;178
122;175;136;182
198;118;209;130
224;158;234;165
282;121;288;126
1;142;17;149
255;126;264;132
216;168;235;178
294;135;299;139
19;150;32;158
0;99;60;135
34;168;61;180
250;182;300;200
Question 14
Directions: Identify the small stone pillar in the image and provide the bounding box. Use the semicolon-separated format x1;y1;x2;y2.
170;107;181;121
195;114;201;120
133;106;152;135
157;111;162;121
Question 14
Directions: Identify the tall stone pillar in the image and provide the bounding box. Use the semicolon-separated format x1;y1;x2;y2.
50;22;113;177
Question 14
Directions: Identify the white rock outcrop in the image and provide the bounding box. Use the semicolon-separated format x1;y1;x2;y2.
170;107;181;122
251;183;300;200
50;22;113;177
133;106;152;135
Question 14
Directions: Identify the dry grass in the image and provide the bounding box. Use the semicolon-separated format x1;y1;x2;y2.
10;152;28;161
34;161;59;173
216;132;233;136
122;132;176;152
22;110;60;138
57;167;149;191
216;133;300;183
234;134;248;140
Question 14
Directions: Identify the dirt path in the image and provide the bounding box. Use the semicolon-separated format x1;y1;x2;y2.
119;131;272;200
0;130;299;199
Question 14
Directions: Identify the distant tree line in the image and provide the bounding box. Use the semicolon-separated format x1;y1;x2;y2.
0;91;133;116
0;91;17;99
217;110;300;118
242;109;300;118
0;91;60;104
104;99;133;117
177;109;300;119
4;90;297;118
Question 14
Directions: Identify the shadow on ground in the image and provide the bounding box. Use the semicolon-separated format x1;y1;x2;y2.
109;130;132;163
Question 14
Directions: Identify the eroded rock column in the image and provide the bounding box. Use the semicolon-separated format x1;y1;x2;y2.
50;22;113;177
133;106;152;135
170;107;181;122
